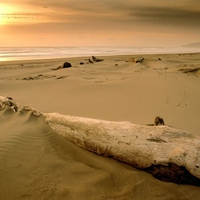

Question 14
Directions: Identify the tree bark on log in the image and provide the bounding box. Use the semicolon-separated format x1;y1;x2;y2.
44;113;200;186
1;96;200;185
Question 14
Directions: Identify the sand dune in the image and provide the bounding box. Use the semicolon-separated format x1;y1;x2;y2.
1;53;200;199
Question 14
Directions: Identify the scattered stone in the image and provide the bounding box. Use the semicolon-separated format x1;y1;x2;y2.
154;116;165;126
88;59;93;64
52;62;72;70
32;109;41;117
7;97;13;100
62;62;72;68
22;76;34;80
37;74;43;77
56;76;68;79
0;96;18;112
136;57;144;63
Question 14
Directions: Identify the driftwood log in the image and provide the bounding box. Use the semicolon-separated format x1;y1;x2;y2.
44;113;200;186
0;96;41;116
1;96;200;185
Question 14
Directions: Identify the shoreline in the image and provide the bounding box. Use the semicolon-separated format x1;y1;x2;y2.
1;46;199;63
1;51;200;62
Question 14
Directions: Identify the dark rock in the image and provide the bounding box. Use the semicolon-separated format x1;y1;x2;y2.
88;59;93;63
62;62;72;68
136;57;144;63
154;116;165;126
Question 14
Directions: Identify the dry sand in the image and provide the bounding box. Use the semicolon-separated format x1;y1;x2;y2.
0;53;200;199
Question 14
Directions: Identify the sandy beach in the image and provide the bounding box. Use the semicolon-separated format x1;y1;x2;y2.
1;53;200;199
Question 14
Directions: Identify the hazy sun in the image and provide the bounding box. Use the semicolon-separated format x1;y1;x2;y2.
0;4;16;25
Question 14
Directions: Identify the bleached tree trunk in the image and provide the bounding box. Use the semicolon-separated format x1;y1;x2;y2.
1;96;200;185
44;113;200;185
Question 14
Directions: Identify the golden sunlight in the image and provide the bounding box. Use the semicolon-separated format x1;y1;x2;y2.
0;3;16;25
0;3;54;26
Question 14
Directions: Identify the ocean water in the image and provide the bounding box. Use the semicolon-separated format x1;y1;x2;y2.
0;46;199;62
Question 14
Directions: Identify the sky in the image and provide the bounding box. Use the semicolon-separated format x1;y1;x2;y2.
0;0;200;47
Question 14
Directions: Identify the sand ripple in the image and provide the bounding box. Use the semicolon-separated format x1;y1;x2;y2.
1;107;200;199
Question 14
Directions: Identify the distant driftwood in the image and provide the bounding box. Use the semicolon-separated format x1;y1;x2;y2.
51;62;72;70
79;56;104;65
44;113;200;185
125;57;144;63
178;67;200;73
92;56;104;62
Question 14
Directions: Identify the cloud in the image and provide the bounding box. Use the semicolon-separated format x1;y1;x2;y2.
1;1;200;28
0;12;41;19
1;0;200;47
28;1;200;29
128;6;200;28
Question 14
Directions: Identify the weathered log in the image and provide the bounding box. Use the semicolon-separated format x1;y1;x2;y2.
178;67;200;73
0;96;41;116
1;96;200;185
0;96;18;112
44;113;200;185
92;56;104;62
